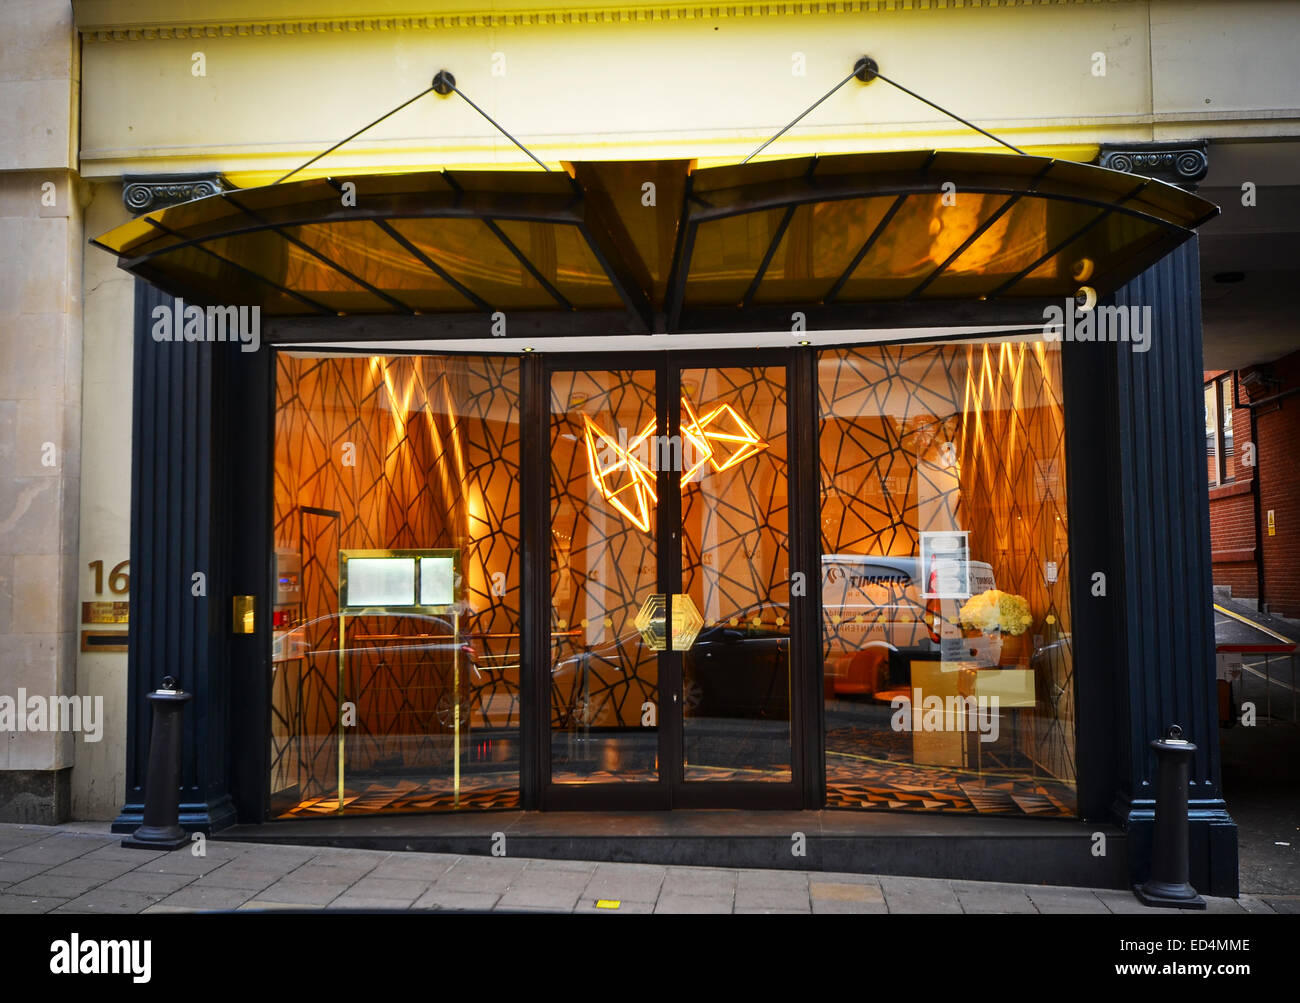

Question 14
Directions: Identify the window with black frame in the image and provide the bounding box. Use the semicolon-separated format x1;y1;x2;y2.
1205;374;1236;486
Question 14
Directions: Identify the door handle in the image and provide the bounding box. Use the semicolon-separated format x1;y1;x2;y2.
634;594;669;651
634;593;705;652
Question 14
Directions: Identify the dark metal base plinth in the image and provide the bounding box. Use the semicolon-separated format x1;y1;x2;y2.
121;826;190;851
1133;881;1207;910
218;810;1132;889
112;795;238;836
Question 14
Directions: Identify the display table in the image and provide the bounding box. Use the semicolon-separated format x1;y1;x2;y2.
898;661;1036;770
966;666;1035;771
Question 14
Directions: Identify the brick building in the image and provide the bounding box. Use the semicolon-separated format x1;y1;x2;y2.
1206;350;1300;619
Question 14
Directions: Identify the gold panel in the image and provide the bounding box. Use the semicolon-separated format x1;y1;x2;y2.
970;667;1037;708
233;595;256;634
909;660;967;768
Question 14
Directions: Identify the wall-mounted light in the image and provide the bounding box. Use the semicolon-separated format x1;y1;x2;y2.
681;399;768;482
582;414;657;533
582;396;770;532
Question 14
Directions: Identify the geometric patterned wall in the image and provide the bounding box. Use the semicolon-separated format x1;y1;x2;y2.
272;353;521;809
818;340;1076;812
268;344;1075;814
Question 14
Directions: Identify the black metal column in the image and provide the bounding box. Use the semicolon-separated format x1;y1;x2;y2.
113;279;238;834
1063;311;1123;827
226;336;274;823
1105;240;1238;897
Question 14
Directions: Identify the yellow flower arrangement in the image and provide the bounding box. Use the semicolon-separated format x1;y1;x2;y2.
957;589;1033;636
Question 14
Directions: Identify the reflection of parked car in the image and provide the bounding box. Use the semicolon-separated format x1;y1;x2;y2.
550;633;657;729
291;612;481;728
687;602;790;720
548;601;795;727
1029;634;1072;707
821;554;996;697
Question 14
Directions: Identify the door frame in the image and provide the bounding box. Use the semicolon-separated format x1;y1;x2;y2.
532;348;818;810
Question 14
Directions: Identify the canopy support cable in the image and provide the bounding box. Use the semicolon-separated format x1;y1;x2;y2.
272;68;551;184
742;70;860;165
434;70;551;172
742;56;1025;164
859;57;1025;156
274;84;436;184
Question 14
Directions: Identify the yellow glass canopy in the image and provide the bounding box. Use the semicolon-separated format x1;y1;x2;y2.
92;151;1219;335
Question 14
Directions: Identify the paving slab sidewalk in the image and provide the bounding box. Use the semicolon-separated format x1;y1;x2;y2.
0;822;1285;915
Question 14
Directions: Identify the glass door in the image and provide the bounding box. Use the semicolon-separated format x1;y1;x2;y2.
544;353;799;808
676;362;795;798
547;364;665;805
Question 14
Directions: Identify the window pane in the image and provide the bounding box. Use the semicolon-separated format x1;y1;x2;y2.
680;365;792;782
819;340;1076;817
1221;377;1235;483
271;353;522;816
1205;383;1218;485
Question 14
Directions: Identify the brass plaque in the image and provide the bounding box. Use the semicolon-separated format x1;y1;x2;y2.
82;601;129;625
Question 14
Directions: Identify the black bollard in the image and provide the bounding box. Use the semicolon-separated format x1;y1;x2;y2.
1134;724;1206;909
121;676;193;851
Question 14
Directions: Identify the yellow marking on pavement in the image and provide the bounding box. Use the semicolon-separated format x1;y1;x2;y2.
596;899;621;910
811;882;882;902
1214;603;1295;644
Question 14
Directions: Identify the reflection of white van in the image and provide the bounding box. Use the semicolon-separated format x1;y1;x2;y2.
820;554;995;697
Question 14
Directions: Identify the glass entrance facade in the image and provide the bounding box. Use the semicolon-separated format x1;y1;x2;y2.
270;337;1075;819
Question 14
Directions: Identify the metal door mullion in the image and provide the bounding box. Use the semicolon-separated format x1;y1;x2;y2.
658;357;684;800
791;346;825;807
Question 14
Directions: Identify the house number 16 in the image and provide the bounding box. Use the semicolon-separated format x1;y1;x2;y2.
88;560;130;596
